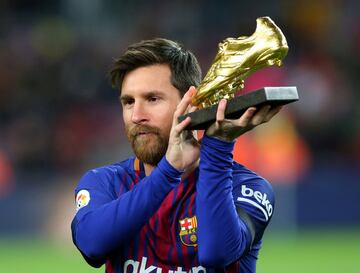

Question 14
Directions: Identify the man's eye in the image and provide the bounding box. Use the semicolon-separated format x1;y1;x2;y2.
122;99;134;106
149;97;158;102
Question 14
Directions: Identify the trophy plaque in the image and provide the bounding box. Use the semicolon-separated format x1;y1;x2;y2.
179;16;299;130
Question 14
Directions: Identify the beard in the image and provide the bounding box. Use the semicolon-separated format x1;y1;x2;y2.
125;124;169;166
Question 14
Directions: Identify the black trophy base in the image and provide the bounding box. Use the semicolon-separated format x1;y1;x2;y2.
178;86;298;130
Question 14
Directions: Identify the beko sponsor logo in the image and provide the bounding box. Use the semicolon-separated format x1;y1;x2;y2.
237;185;273;221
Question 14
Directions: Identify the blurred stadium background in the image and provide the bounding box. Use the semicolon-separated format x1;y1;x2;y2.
0;0;359;272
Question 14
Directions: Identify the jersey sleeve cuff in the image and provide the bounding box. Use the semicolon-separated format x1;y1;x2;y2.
202;135;235;153
156;157;184;184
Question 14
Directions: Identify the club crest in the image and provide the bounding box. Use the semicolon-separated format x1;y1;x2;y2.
179;216;198;247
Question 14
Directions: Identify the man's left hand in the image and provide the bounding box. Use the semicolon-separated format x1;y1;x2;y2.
205;99;282;142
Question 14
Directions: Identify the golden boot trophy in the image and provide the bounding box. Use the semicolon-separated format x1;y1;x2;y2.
180;16;298;130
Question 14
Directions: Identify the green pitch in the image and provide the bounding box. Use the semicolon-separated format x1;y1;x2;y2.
0;229;359;273
258;229;360;273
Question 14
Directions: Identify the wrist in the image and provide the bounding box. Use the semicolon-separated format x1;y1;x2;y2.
205;132;235;143
202;134;235;152
164;154;185;172
158;156;184;178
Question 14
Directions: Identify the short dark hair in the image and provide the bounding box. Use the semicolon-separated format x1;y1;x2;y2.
109;38;202;97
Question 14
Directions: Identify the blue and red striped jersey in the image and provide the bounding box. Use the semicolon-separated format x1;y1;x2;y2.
71;135;275;273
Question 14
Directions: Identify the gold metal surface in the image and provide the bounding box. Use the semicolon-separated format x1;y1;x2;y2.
192;16;289;108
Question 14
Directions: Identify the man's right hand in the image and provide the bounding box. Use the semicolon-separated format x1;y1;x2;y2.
165;87;200;172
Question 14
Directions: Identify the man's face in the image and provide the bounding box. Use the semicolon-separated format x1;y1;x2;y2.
120;64;182;166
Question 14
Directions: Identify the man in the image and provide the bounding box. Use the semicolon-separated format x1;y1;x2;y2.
71;38;281;273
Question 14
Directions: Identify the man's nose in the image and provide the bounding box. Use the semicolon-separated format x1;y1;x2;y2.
131;102;148;124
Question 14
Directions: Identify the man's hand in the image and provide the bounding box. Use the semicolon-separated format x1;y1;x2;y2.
206;99;282;142
165;87;200;171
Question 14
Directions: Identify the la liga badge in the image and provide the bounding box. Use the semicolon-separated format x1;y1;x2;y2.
76;190;90;211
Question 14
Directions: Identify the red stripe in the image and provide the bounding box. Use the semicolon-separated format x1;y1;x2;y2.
127;239;135;263
187;173;196;219
105;259;115;273
118;173;126;196
167;173;196;267
146;222;157;264
226;260;240;273
140;222;157;266
188;175;198;266
147;185;180;266
159;189;176;262
137;226;145;262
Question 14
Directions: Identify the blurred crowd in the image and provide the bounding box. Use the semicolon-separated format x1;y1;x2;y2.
0;0;359;200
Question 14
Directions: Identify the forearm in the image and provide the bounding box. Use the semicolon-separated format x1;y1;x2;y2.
72;158;182;262
196;135;251;267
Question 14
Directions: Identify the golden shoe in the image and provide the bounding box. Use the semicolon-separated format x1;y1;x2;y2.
192;16;289;108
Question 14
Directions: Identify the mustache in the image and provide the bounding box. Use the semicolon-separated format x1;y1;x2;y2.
128;124;160;138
